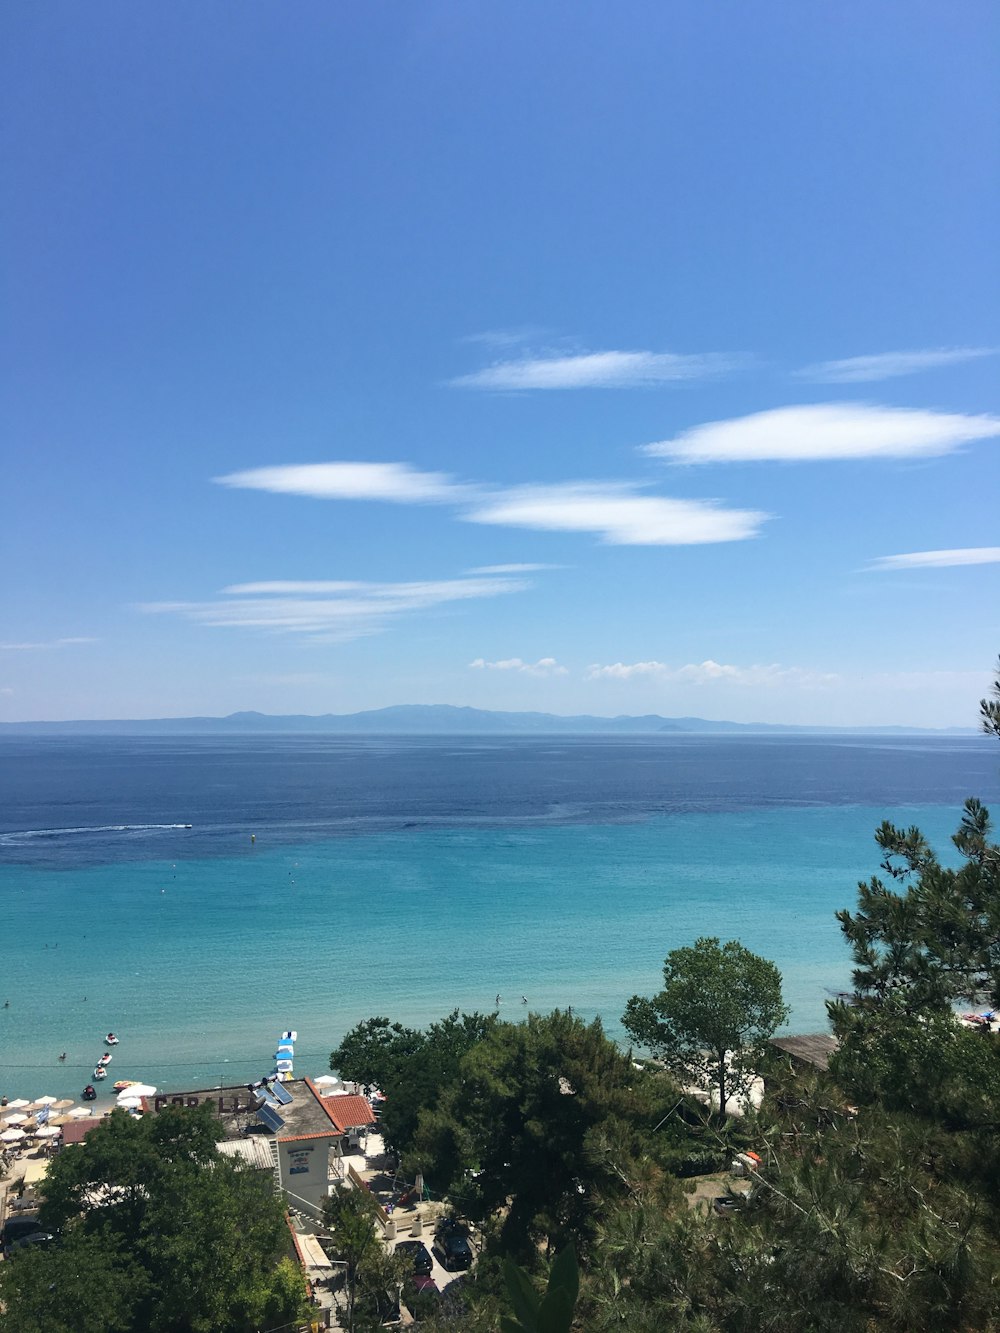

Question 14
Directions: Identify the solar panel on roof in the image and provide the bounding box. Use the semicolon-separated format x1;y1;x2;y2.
257;1089;280;1110
271;1082;293;1105
256;1105;285;1133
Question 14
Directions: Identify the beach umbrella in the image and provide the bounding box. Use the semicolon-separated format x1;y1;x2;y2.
34;1125;61;1139
52;1099;73;1110
35;1095;59;1106
26;1098;55;1112
1;1127;27;1143
313;1075;340;1088
67;1106;93;1118
117;1097;142;1110
5;1099;31;1110
117;1083;156;1102
2;1112;29;1125
50;1114;73;1126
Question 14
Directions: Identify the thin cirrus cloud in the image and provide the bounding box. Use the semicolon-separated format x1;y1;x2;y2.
216;463;768;547
140;575;530;644
798;347;999;383
465;563;564;575
0;636;98;651
466;484;766;545
214;461;464;504
469;656;568;677
450;349;740;390
585;659;839;687
643;403;1000;464
867;547;1000;572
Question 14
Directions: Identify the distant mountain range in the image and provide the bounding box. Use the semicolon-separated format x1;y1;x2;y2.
0;705;978;736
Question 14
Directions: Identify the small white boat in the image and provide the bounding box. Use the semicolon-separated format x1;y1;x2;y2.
105;1033;119;1045
93;1066;108;1080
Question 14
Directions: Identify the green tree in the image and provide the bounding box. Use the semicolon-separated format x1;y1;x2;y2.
623;937;789;1117
321;1186;409;1333
413;1010;678;1256
2;1106;307;1333
331;1009;498;1155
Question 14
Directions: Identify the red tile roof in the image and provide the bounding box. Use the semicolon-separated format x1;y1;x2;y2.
319;1093;376;1133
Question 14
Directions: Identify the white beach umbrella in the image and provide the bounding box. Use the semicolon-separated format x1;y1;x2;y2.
35;1095;59;1106
121;1083;156;1099
313;1075;340;1088
117;1097;142;1110
2;1112;29;1125
5;1099;31;1110
34;1125;61;1139
67;1106;93;1118
1;1127;27;1143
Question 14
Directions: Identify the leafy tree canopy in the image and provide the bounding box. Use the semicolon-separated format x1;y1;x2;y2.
0;1105;307;1333
330;1008;498;1153
623;937;789;1116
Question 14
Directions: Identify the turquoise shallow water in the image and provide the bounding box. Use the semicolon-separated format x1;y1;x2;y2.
0;801;971;1103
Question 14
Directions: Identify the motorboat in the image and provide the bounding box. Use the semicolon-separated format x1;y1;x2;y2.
92;1066;107;1081
105;1033;119;1045
82;1084;97;1101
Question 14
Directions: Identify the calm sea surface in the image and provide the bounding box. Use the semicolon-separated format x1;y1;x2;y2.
1;734;997;1103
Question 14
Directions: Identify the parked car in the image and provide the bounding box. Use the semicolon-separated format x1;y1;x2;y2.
1;1216;46;1256
7;1231;57;1256
396;1239;434;1277
712;1194;746;1217
435;1227;473;1270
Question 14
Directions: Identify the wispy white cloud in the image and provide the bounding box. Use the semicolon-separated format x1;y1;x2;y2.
218;462;767;547
643;403;1000;464
214;462;464;503
140;576;530;643
0;637;98;651
798;347;999;383
0;687;13;696
469;656;568;677
586;659;839;687
465;563;564;575
466;484;767;545
461;327;549;348
867;546;1000;571
451;349;740;390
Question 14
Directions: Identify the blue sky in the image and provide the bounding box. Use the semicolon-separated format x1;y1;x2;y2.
3;2;998;725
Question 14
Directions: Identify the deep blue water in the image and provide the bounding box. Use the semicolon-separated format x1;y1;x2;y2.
1;734;996;1103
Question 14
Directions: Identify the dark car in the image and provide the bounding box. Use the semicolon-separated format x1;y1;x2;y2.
712;1194;746;1217
396;1239;434;1277
7;1231;57;1256
436;1228;473;1271
1;1216;46;1256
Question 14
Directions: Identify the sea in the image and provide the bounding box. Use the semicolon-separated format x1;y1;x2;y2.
1;733;997;1105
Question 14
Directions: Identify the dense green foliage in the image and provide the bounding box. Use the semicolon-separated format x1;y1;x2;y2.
322;1185;410;1333
331;1009;499;1153
0;1106;307;1333
622;937;789;1115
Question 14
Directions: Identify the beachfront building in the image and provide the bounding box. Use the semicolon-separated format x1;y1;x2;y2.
144;1077;377;1219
